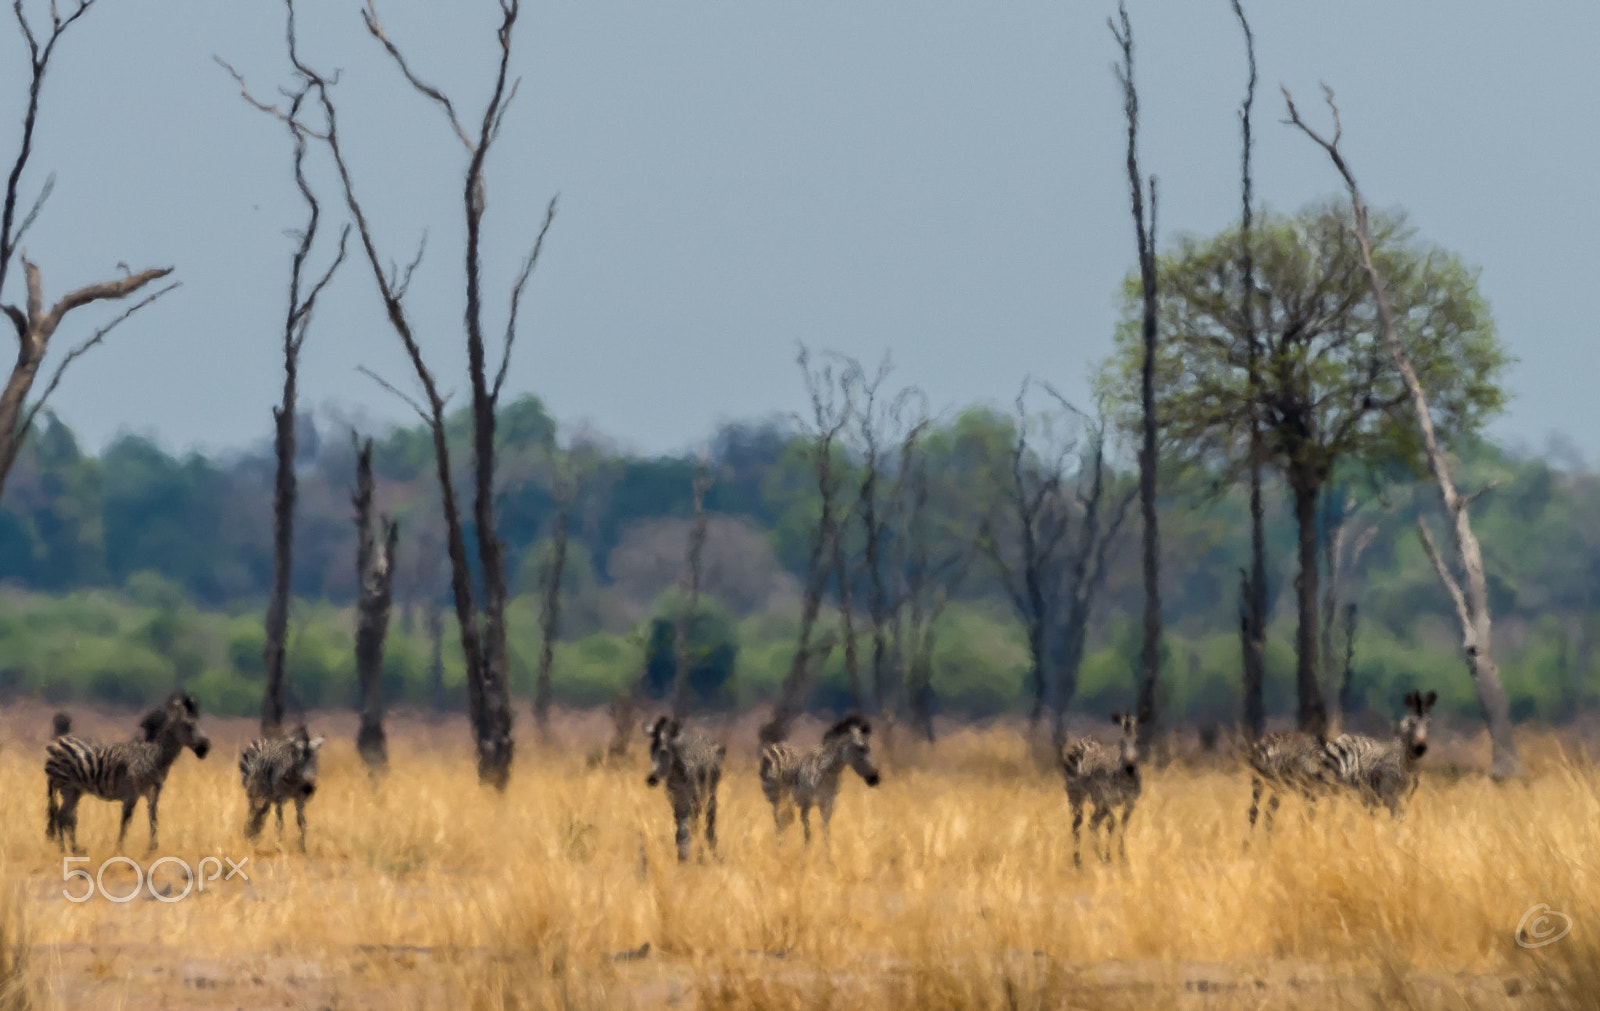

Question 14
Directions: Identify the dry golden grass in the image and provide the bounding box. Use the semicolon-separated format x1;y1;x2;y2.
1;708;1597;1009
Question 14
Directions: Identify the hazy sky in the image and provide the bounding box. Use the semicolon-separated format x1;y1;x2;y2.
3;1;1597;460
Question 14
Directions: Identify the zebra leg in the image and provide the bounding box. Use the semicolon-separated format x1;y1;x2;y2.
673;796;694;863
117;798;137;850
56;788;83;854
274;801;286;838
145;786;162;852
46;784;60;842
294;796;309;852
245;799;270;839
1089;806;1112;862
1264;792;1280;833
818;792;836;842
1248;776;1264;832
704;775;720;855
1117;803;1134;863
799;802;813;845
1070;799;1084;868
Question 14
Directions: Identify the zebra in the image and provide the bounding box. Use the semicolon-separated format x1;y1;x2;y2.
44;691;211;854
239;724;325;852
1060;711;1142;866
52;712;72;738
1245;729;1336;835
643;716;725;863
1323;689;1436;818
759;715;881;844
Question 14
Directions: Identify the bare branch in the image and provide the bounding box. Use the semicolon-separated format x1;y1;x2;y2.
361;0;473;152
492;194;558;402
292;225;349;351
11;172;52;251
357;364;432;425
391;231;428;300
1415;516;1470;632
18;279;179;437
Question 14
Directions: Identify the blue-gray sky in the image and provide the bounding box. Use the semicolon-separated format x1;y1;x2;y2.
3;1;1597;459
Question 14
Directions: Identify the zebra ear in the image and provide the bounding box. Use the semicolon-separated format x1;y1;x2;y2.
139;708;168;740
1109;711;1123;726
1421;690;1438;711
1403;690;1419;712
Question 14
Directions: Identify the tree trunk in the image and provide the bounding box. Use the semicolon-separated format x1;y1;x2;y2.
534;501;569;735
1284;86;1521;778
261;395;296;736
353;436;397;771
1290;476;1328;736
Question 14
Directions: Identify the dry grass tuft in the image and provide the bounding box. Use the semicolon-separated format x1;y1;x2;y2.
0;710;1595;1008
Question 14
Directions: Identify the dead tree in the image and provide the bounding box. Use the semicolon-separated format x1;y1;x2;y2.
983;381;1074;730
1285;85;1521;778
229;0;556;787
1111;3;1163;750
353;435;399;770
533;475;574;736
759;347;851;745
1231;0;1268;741
1049;413;1137;751
670;459;713;720
258;74;349;736
1;1;177;500
1318;488;1378;727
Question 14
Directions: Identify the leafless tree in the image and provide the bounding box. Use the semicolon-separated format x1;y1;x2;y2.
1110;2;1163;750
1048;413;1136;752
533;474;574;736
1230;0;1268;741
353;434;398;770
1318;488;1378;727
254;72;349;736
1285;85;1521;778
670;459;713;720
759;346;851;745
228;0;556;787
1;1;178;500
982;381;1075;729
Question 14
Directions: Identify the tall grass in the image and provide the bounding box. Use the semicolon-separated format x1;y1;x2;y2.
0;719;1594;1008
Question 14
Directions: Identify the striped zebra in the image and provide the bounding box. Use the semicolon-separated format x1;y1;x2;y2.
44;692;211;854
643;716;725;862
240;725;325;851
759;715;881;844
1060;711;1142;866
1323;689;1436;818
1245;730;1336;835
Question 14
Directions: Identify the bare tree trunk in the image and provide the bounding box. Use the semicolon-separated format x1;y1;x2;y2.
243;2;557;787
1290;476;1328;736
1232;0;1268;742
831;510;863;713
353;435;398;770
534;479;572;736
1285;87;1521;779
0;4;177;501
671;462;712;720
1111;5;1163;751
760;348;849;744
260;89;347;737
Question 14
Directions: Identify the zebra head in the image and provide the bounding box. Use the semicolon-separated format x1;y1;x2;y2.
141;692;210;760
825;715;880;787
643;716;679;787
1111;711;1140;772
290;725;325;794
1399;690;1438;760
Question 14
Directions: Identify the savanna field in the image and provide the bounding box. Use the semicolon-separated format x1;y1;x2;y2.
2;703;1598;1010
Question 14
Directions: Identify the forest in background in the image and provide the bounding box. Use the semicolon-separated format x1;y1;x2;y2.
1;391;1594;727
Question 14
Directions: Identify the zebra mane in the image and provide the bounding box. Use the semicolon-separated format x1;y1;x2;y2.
51;712;72;737
824;714;871;741
138;706;169;741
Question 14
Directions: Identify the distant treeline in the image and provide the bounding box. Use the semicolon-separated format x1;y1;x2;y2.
1;400;1596;724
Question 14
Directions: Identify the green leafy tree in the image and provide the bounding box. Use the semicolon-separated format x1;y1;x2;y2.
1102;203;1509;734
